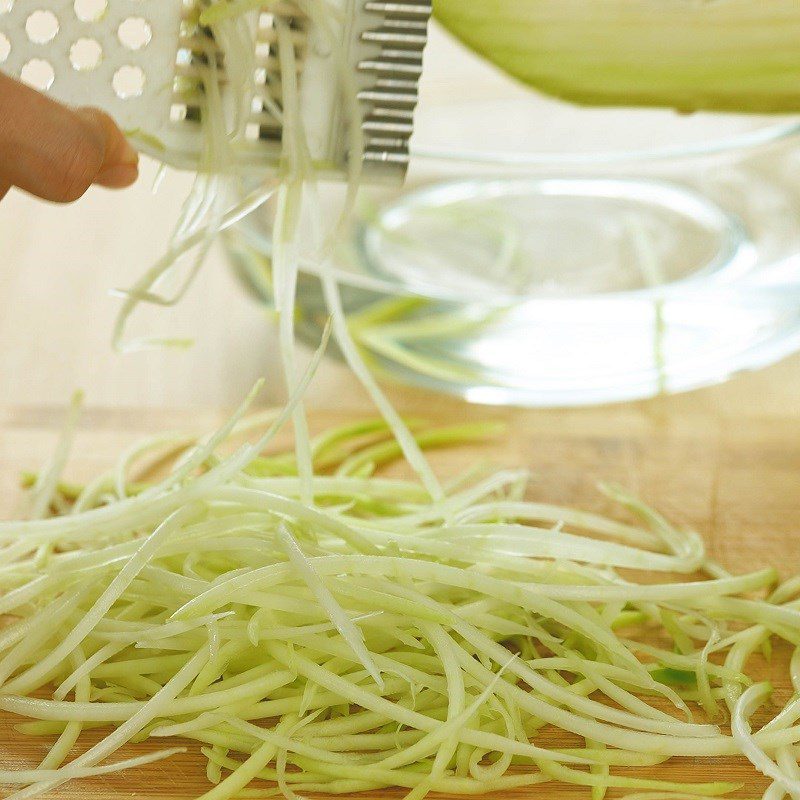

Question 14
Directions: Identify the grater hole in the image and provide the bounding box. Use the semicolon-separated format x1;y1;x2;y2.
0;32;9;63
113;65;145;99
170;104;188;124
25;10;59;44
170;103;201;125
20;58;55;91
70;38;102;71
118;17;151;51
73;0;107;23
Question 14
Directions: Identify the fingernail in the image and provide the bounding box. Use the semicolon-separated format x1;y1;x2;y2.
75;106;139;167
118;138;139;168
95;164;139;189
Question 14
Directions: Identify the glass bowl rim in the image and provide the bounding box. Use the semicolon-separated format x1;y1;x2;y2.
411;116;800;167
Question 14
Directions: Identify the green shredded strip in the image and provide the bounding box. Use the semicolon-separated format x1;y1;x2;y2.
652;669;699;690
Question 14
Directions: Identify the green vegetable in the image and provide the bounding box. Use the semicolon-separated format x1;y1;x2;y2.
653;668;699;689
1;389;800;799
433;0;800;114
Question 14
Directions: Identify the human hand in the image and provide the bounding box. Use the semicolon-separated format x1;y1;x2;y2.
0;71;139;204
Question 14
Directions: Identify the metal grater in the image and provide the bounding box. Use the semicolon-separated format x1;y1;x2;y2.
0;0;431;182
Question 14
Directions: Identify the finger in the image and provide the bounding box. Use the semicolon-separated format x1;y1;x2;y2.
75;107;140;190
0;73;139;203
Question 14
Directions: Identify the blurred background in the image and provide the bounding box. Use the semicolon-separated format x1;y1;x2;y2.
3;20;800;416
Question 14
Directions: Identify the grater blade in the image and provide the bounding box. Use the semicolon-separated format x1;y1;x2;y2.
0;0;430;183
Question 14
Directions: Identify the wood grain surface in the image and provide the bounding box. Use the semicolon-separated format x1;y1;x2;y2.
1;404;799;799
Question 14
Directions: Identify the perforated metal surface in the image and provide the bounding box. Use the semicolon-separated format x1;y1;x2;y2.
0;1;182;132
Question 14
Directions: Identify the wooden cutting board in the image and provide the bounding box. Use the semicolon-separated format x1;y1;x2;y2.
1;403;799;799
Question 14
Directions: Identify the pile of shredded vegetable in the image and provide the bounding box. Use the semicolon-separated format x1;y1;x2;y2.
1;374;800;800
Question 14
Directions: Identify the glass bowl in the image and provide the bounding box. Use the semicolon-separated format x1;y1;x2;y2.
226;23;800;407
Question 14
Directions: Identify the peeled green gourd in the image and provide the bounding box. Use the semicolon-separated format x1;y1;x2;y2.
433;0;800;114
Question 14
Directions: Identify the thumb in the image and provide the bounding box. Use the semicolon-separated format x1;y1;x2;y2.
75;107;141;190
0;72;139;203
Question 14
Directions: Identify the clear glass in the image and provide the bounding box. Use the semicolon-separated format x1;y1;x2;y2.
227;24;800;407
